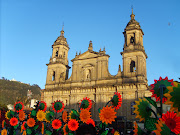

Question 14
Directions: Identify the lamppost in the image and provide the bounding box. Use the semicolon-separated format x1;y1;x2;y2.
159;84;166;117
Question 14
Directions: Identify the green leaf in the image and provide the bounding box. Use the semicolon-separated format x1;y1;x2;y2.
98;108;101;113
68;132;74;135
144;117;157;132
57;127;61;131
31;110;36;116
25;123;28;129
14;123;19;129
46;130;52;135
27;128;32;134
101;130;108;135
34;125;39;130
103;123;108;128
145;97;157;109
99;123;102;128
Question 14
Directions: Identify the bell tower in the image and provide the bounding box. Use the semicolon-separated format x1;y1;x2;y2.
121;9;148;83
45;26;70;88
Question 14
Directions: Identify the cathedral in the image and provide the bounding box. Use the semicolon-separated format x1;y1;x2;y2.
42;10;151;121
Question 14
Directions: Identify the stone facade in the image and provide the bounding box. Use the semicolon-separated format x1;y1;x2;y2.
42;11;151;121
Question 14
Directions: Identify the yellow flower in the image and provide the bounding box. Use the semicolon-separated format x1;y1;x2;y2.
99;106;117;124
69;109;79;120
114;131;120;135
63;124;69;135
1;129;8;135
133;98;151;122
80;109;91;123
165;82;180;115
153;119;171;135
36;110;45;121
5;110;10;119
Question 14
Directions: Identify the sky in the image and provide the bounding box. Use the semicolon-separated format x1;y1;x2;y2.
1;0;180;89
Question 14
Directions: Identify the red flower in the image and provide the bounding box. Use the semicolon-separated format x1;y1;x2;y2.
38;101;47;112
22;121;26;130
111;92;122;110
14;101;24;112
79;97;92;111
68;119;79;131
10;117;18;126
52;119;62;129
86;118;95;127
150;76;173;103
162;111;180;134
52;100;65;113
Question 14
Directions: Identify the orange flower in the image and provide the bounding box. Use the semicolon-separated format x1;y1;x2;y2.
99;106;117;124
52;119;62;129
21;125;23;133
62;111;68;123
63;124;69;135
86;118;95;127
28;112;31;118
133;121;138;135
10;117;18;126
68;119;79;131
2;120;5;128
19;111;26;121
42;123;44;134
27;118;35;127
80;109;91;123
1;129;7;135
22;131;26;135
153;119;171;135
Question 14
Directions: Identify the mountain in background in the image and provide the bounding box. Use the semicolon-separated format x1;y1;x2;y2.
0;77;41;107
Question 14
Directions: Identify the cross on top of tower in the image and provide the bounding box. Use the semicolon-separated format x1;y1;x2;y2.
130;6;135;20
60;23;64;37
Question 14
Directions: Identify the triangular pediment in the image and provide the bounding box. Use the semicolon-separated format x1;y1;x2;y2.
71;51;100;61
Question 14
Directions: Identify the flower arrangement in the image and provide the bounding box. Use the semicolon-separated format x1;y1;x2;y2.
0;92;122;135
3;76;180;135
133;76;180;135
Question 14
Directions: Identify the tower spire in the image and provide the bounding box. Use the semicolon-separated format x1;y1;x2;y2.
62;22;64;31
131;5;133;14
130;6;135;20
60;23;64;37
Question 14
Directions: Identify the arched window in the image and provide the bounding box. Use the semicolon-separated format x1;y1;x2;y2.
130;36;135;44
63;52;65;57
56;50;58;57
130;61;136;72
52;71;55;81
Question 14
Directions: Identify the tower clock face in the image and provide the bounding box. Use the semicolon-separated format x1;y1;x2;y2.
53;58;56;62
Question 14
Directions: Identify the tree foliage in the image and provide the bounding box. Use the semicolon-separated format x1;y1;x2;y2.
0;79;41;106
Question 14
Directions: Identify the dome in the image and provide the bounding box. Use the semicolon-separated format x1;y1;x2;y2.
124;10;144;34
